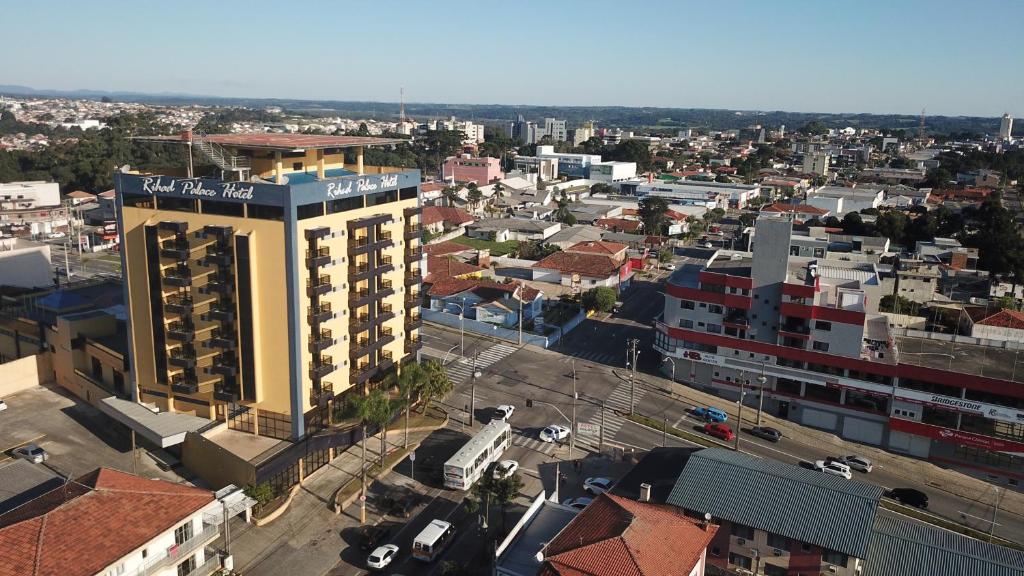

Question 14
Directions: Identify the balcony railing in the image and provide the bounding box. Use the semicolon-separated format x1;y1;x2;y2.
405;246;423;262
310;382;334;407
306;274;331;297
205;303;235;322
405;291;421;306
159;240;190;261
404;224;421;240
306;246;331;268
308;303;333;324
170;375;199;394
162;266;191;288
309;356;336;380
206;329;236;350
201;278;234;295
405;269;421;286
209;354;237;376
168;347;196;368
308;329;334;353
405;312;422;329
349;288;371;306
164;295;193;315
134;525;220;575
348;237;370;255
405;335;422;354
204;248;232;267
167;322;195;342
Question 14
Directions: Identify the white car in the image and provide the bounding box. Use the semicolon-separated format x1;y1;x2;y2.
703;242;714;249
366;544;399;570
583;477;613;495
493;459;519;480
663;263;677;271
539;424;570;443
835;455;873;473
0;399;7;412
814;460;852;480
562;497;593;510
493;404;515;421
14;444;49;464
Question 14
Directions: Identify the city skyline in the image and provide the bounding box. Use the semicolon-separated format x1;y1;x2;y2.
4;0;1022;117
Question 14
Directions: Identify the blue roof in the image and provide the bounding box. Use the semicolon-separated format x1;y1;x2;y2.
37;290;88;310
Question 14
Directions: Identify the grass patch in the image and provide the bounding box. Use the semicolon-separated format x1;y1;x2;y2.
879;500;1024;550
337;445;415;504
405;405;448;430
451;235;520;256
627;414;720;448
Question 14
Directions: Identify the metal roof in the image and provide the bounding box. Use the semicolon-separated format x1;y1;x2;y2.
666;448;883;558
863;510;1024;576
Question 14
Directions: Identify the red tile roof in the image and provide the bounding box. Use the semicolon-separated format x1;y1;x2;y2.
65;190;96;199
424;255;485;283
422;206;475;226
0;468;214;576
426;277;540;301
595;218;643;233
968;308;1024;330
541;494;717;576
424;240;473;257
420;182;446;193
534;251;621;279
761;203;829;215
565;241;628;256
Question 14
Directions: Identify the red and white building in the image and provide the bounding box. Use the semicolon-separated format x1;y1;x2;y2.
656;218;1024;486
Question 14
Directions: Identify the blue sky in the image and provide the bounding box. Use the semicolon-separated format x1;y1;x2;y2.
5;0;1022;116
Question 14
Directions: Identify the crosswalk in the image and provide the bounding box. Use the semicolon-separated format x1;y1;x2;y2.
442;343;519;385
582;377;647;438
560;347;624;367
510;428;556;456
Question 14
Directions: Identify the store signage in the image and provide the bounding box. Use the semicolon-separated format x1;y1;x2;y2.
679;349;724;366
140;176;256;200
326;174;400;198
889;418;1024;455
894;388;1024;424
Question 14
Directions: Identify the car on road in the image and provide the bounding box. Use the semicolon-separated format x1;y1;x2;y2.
663;263;677;271
703;423;735;442
493;459;519;480
885;488;929;509
540;424;570;443
834;455;873;473
13;443;48;464
693;406;728;423
358;524;394;551
749;426;781;442
366;544;399;571
814;460;852;480
583;477;613;495
562;497;593;510
47;232;66;239
383;493;418;518
703;242;714;249
493;404;515;421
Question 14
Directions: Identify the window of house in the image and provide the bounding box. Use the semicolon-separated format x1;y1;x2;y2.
707;324;722;334
699;302;707;308
681;300;695;310
710;546;722;557
767;533;789;549
729;553;753;570
680;319;694;329
730;523;755;539
812;341;830;352
822;550;849;567
174;521;193;545
709;304;723;314
176;556;196;576
91;357;103;380
815;321;832;331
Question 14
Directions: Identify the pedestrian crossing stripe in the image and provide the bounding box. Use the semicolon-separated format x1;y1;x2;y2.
439;342;519;385
512;435;555;455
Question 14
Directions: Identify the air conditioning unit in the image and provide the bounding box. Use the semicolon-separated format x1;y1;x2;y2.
828;566;838;573
737;538;747;545
773;548;784;557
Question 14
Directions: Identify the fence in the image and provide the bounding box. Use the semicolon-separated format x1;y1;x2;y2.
423;307;586;349
892;326;1024;350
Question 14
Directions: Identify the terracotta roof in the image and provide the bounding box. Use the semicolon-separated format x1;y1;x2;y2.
98;189;115;199
595;218;643;233
534;251;621;279
65;190;96;199
423;240;473;257
420;182;446;193
145;133;401;150
541;494;717;576
968;308;1024;330
0;468;214;576
762;203;829;215
424;255;485;283
422;206;475;226
427;277;539;301
565;241;628;256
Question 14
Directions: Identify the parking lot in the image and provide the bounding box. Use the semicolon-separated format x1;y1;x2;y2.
0;384;186;482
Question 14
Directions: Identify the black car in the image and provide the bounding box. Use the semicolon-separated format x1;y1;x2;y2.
885;488;929;509
357;524;393;551
387;493;418;518
749;426;782;442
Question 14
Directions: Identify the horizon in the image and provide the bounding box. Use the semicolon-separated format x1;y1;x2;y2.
3;0;1022;118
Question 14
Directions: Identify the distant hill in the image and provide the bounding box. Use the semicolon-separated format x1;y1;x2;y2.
0;85;1001;136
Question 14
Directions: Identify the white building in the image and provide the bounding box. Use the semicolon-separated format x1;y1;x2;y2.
534;145;602;178
999;113;1014;141
806;186;884;216
0;180;61;211
589;161;637;182
802;152;831;176
0;237;53;288
634;180;762;209
431;116;485;144
541;118;567;142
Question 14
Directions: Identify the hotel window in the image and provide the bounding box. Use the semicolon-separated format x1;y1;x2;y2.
174;521;193;545
706;324;722;334
202;199;245;217
764;565;788;576
328;196;363;214
680;319;694;329
247;204;284;221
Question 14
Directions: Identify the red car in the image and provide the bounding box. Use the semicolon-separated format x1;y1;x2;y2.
704;423;735;441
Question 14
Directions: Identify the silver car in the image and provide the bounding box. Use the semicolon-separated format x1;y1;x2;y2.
837;455;873;473
14;444;49;464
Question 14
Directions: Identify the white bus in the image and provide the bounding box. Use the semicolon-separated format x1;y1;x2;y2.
412;519;455;562
443;420;512;490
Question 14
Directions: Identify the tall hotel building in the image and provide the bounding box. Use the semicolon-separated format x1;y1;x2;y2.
112;133;422;489
657;218;1024;487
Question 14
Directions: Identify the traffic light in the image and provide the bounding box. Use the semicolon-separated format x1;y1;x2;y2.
526;398;533;408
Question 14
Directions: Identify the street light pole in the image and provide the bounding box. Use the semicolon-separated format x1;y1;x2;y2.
599;400;606;453
757;361;767;426
627;338;640;415
570;359;577;461
469;352;478;428
460;298;466;355
735;372;746;451
663;356;676;383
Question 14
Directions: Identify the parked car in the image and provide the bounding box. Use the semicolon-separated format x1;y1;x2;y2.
540;424;570;443
366;544;399;571
493;460;519;480
693;406;728;423
358;524;394;551
385;494;418;518
0;399;7;412
703;242;714;249
583;477;613;495
834;455;873;473
13;444;48;464
493;404;515;421
663;263;677;271
814;460;852;480
749;426;781;442
562;497;593;510
703;423;735;442
885;488;929;509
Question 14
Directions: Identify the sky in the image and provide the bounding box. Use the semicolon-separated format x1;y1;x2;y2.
4;0;1022;117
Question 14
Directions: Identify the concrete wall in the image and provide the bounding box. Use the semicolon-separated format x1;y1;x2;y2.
182;431;256;489
0;354;49;396
0;243;53;289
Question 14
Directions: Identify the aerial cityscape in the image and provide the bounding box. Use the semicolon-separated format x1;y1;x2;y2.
2;2;1024;576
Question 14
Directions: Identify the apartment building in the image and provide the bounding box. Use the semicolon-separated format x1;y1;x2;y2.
109;133;422;490
656;218;1024;486
442;154;504;184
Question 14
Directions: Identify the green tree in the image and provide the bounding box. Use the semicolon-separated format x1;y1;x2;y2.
441;186;460;207
492;473;525;532
638;195;669;234
590;182;616;196
703;207;726;224
658;248;673;263
609;139;652;170
582;286;617;312
841;211;865;235
554;191;576;225
874;211;907;243
466;182;482;210
398;362;429;448
244;482;275;515
738;212;757;228
421;360;453;413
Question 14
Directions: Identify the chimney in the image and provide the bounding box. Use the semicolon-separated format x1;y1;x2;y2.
639;483;651;503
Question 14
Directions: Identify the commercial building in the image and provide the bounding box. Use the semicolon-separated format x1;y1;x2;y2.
632;180;763;209
589;161;637;182
0;237;53;289
111;133;423;490
507;116;568;144
1000;113;1014;142
759;202;830;222
0;181;60;211
533;145;601;178
656;218;1024;485
802;151;831;176
511;155;559;181
442;154;504;184
806;186;885;216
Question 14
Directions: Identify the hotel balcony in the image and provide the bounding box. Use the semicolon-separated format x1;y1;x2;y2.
306;246;331;268
349;262;372;282
350;313;372;333
405;311;422;330
214;386;241;403
405;245;423;263
310;382;334;407
209;353;238;376
378;303;396;323
201;277;234;295
373;232;395;251
162;265;191;288
204;248;233;267
405;290;421;307
305;226;331;241
404;224;422;240
405;334;422;354
309;355;336;380
404;206;421;217
204;303;235;322
201;224;233;239
164;295;193;315
159;239;191;261
168;347;196;369
376;279;395;299
206;329;237;350
376;255;395;275
307;274;331;297
308;329;334;353
350;338;371;360
166;321;195;342
158;220;188;234
349;287;372;308
405;269;421;286
170;375;199;394
307;303;333;324
348;236;370;255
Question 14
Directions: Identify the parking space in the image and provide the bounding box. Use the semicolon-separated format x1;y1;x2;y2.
0;385;185;482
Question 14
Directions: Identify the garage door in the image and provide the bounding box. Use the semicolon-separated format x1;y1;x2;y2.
842;417;885;446
801;408;838;431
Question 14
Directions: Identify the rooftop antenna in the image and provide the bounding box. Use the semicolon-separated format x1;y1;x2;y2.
399;87;406;124
918;107;926;140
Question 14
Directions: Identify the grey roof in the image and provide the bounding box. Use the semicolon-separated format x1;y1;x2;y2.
98;397;213;448
0;459;64;515
863;510;1024;576
666;448;883;558
497;500;577;576
467;218;556;233
547;225;604;245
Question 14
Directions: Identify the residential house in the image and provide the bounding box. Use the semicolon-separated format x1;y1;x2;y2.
427;277;542;327
0;468;233;576
424;255;486;284
533;249;632;290
760;203;830;222
567;203;622;224
465;218;561;242
546;225;605;250
564;240;628;264
442;154;504;184
964;307;1024;344
957;169;1001;188
595;217;643;233
915;238;979;270
421;206;475;235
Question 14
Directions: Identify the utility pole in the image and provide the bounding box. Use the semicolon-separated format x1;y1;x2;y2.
756;361;767;426
663;356;676;383
469;352;478;428
518;283;524;345
735;372;746;451
627;338;640;415
599;400;606;453
570;359;577;461
130;429;137;476
460;299;466;355
990;487;1002;541
662;416;668;447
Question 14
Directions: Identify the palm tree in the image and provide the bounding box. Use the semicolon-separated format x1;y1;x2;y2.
442;186;460;207
421;360;453;413
362;389;395;469
344;392;385;522
398;363;429;448
467;182;482;212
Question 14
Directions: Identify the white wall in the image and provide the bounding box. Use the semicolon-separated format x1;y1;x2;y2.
0;181;60;210
971;323;1024;344
98;503;221;576
0;241;52;288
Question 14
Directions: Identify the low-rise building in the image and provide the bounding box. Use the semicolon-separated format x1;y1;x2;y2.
533;249;632;291
633;180;763;209
806;186;885;216
0;181;60;211
465;218;560;242
760;202;831;222
442;154;504;184
957;169;1002;188
964;307;1024;344
421;206;475;234
427;277;542;327
589;161;637;182
0;237;53;289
